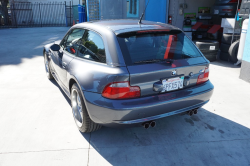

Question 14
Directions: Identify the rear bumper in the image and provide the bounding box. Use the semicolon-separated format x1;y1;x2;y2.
83;81;214;127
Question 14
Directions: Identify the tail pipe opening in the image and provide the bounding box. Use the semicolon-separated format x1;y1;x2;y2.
150;121;156;127
142;121;156;129
143;122;150;129
187;108;199;116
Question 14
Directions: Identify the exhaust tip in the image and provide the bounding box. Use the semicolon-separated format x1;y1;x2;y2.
194;109;198;114
144;123;150;129
189;111;193;116
150;121;156;127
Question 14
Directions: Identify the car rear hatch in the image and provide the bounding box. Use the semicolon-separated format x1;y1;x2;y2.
116;29;210;97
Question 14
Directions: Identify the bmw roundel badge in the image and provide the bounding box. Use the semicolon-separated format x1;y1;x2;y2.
172;70;177;76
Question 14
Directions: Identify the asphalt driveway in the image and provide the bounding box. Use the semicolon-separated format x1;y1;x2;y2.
0;27;250;166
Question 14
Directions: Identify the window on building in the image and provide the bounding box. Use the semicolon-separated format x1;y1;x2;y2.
127;0;139;18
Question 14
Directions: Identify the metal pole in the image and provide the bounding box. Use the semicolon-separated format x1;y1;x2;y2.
30;3;34;27
231;0;241;44
70;1;71;26
39;3;42;27
13;3;18;28
65;1;68;26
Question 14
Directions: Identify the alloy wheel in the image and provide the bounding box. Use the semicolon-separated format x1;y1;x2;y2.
71;89;83;127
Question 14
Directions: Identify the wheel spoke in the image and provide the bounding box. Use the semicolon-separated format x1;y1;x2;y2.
72;90;83;127
77;95;81;107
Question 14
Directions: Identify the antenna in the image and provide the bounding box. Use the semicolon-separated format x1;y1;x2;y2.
138;0;151;24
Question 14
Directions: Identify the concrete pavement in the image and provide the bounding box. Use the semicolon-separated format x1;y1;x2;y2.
0;27;250;166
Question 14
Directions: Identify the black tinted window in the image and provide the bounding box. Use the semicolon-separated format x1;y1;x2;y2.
117;31;202;65
77;30;106;63
61;29;85;55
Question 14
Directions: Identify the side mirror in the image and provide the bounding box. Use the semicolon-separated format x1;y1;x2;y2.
50;44;60;51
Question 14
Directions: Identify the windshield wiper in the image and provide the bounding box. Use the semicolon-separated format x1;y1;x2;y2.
134;59;174;64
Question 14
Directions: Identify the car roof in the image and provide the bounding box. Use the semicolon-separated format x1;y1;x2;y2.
76;19;180;35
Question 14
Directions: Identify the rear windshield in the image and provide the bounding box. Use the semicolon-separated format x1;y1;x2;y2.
117;31;202;65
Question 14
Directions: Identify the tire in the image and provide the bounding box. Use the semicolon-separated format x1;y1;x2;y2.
44;52;54;80
201;50;218;62
193;40;219;51
221;33;240;44
71;83;102;133
220;43;230;53
228;40;240;63
220;51;230;61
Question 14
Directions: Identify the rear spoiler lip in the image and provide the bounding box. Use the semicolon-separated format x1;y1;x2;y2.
116;29;183;36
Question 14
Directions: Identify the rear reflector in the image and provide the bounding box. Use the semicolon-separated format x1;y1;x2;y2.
102;82;140;99
197;67;209;85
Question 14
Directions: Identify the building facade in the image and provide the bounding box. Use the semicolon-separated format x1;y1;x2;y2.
86;0;169;23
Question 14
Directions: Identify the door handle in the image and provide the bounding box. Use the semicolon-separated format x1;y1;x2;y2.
62;62;67;69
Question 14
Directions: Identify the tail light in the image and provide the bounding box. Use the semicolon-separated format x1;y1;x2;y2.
102;81;140;99
197;67;209;85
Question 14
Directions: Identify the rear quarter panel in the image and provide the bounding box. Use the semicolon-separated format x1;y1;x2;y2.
68;57;130;93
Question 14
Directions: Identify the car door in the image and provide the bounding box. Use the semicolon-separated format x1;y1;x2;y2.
57;28;85;88
69;29;107;91
49;31;71;82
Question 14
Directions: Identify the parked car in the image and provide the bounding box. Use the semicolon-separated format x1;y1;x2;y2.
43;20;214;132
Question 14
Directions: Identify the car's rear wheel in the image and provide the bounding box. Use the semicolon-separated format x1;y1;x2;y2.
44;52;54;80
71;83;102;133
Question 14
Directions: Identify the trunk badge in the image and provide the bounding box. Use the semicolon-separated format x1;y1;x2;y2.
199;69;205;73
172;70;177;76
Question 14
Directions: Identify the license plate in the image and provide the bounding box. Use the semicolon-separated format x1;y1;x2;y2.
162;76;184;92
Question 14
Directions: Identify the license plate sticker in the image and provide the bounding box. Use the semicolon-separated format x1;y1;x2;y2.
162;76;184;92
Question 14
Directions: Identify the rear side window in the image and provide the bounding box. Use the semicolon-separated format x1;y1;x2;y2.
77;30;106;63
117;31;202;65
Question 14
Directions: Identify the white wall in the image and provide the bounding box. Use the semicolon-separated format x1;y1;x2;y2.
169;0;216;29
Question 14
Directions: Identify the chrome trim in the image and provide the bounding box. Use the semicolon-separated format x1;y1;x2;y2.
118;100;209;124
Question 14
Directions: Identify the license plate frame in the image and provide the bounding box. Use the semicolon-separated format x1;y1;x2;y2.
161;75;185;92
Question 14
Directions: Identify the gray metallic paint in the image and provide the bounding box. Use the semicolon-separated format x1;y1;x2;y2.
84;81;213;127
68;58;130;93
127;57;209;96
43;20;214;127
